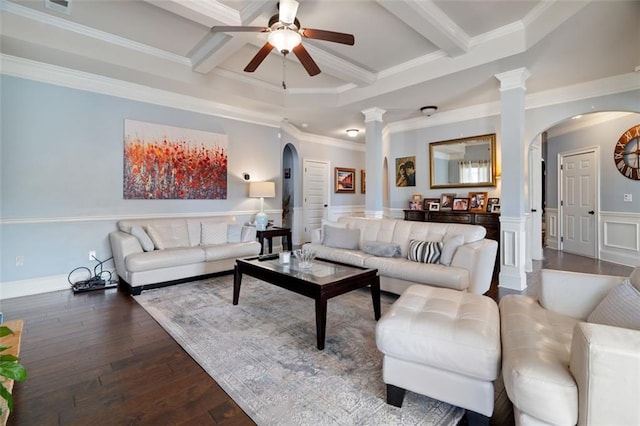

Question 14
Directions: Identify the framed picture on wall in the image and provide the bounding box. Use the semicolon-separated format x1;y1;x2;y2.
335;167;356;193
395;156;416;187
361;170;366;194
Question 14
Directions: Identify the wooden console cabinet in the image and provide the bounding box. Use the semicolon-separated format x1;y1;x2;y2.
403;210;500;242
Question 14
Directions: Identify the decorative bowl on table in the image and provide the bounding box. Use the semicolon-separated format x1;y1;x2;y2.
293;248;316;269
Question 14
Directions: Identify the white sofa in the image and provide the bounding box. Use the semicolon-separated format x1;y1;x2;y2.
500;267;640;426
303;216;498;295
109;216;261;295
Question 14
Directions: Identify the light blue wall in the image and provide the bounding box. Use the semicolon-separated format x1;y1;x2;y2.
546;113;640;211
387;118;500;209
0;76;281;282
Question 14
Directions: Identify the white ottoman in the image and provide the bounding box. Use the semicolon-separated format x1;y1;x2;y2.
376;285;501;426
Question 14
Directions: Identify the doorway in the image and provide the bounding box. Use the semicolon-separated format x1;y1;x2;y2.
559;148;598;258
302;159;330;243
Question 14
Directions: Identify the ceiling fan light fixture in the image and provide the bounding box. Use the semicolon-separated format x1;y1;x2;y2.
420;105;438;116
346;129;359;137
268;28;301;54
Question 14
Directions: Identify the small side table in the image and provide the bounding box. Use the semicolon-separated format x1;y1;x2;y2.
256;227;293;255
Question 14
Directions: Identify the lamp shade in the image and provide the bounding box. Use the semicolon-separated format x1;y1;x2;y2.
249;181;276;198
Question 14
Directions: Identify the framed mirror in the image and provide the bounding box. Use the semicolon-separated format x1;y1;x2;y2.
429;133;497;189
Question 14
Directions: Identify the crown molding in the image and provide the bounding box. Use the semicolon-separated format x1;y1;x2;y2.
281;121;365;152
0;54;282;130
1;0;190;67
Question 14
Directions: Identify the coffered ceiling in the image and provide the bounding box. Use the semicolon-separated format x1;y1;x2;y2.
1;0;639;142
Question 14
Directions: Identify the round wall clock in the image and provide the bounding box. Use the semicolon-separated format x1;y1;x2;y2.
614;124;640;180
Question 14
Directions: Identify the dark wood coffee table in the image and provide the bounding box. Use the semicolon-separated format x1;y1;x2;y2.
233;255;381;350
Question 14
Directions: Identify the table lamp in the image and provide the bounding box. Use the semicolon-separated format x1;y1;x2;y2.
249;181;276;230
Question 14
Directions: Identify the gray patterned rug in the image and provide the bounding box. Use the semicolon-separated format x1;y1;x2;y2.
133;275;464;425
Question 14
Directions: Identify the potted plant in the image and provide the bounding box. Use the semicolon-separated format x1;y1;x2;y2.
0;325;27;415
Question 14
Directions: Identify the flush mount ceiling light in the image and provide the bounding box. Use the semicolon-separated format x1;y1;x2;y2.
420;105;438;116
346;129;359;137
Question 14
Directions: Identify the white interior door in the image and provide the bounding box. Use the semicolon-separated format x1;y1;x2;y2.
560;150;597;258
302;159;329;242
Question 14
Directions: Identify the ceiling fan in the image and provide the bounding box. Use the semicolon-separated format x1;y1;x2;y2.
211;0;355;77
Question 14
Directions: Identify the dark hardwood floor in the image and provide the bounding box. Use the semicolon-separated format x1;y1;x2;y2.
2;249;634;426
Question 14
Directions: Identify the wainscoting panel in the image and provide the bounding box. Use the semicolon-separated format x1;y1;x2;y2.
600;211;640;266
545;208;558;249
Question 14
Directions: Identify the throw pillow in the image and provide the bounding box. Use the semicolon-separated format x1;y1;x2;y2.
323;225;360;250
587;279;640;331
440;234;465;266
408;239;443;264
131;225;154;252
363;240;402;258
201;222;228;245
227;224;243;243
145;223;190;250
320;219;348;243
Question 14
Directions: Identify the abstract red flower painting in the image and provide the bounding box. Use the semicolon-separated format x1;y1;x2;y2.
124;120;228;199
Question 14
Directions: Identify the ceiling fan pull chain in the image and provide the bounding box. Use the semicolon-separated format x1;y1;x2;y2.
282;54;287;90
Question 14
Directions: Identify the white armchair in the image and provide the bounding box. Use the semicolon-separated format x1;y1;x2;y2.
500;267;640;426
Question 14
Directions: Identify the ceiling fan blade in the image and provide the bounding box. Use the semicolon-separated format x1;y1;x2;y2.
211;26;268;33
300;29;355;45
244;43;275;72
293;44;320;76
279;0;299;25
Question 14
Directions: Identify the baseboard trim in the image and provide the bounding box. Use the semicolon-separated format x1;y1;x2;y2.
1;268;117;299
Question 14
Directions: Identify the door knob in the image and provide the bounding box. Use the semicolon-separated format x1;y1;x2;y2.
588;210;594;215
531;209;537;212
324;204;328;207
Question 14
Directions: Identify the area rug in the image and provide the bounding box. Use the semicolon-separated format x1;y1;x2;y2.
134;276;464;425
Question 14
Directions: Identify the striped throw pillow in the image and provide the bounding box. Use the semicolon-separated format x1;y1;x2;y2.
408;239;443;264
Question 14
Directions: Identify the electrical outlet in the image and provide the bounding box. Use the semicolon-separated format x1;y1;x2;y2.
15;256;24;266
89;251;96;261
623;194;632;202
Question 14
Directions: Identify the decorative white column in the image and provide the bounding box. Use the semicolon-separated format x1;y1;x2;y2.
495;68;530;291
362;107;386;218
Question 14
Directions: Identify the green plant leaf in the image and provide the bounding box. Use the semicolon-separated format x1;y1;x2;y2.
0;327;14;338
0;362;27;381
0;383;13;413
0;345;9;352
0;354;19;362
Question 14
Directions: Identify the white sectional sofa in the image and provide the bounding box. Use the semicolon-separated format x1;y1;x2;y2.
109;215;261;295
500;268;640;426
303;216;498;295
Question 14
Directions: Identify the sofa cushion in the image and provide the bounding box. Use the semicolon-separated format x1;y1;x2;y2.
500;294;580;426
202;242;262;261
364;256;469;290
323;225;360;249
125;247;205;272
201;222;228;245
145;222;190;250
587;279;640;330
130;225;154;252
303;243;371;267
408;239;442;264
363;240;401;258
440;234;464;266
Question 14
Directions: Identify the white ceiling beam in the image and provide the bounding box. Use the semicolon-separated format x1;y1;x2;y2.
143;0;242;27
376;0;469;57
302;44;376;86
